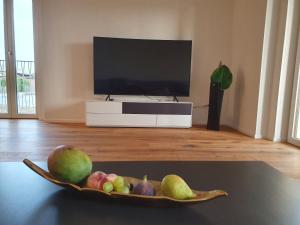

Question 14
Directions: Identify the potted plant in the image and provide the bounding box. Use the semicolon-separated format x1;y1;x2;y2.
207;62;233;130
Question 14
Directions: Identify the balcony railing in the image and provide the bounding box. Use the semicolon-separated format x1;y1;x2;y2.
0;60;7;113
0;60;36;114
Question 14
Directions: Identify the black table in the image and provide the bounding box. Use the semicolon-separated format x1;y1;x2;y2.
1;161;300;225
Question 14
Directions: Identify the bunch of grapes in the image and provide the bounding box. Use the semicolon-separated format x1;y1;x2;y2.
111;176;130;194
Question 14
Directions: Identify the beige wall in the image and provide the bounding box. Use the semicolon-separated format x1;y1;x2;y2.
37;0;233;123
223;0;267;136
37;0;267;134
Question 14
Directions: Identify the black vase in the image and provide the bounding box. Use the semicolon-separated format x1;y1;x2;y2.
207;82;224;130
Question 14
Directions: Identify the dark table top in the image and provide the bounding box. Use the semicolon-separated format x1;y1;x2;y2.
1;161;300;225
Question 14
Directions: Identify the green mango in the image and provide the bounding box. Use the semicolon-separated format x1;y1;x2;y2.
161;174;196;200
48;145;92;184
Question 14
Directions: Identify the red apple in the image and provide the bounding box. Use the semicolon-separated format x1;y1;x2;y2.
106;174;118;182
86;171;106;189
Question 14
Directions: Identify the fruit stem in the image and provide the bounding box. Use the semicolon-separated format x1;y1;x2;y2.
143;175;148;182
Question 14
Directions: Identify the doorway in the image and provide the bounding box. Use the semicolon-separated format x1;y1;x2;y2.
0;0;36;118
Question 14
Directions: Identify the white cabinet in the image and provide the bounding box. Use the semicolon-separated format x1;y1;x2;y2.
86;101;122;114
156;115;192;128
87;114;157;127
86;100;192;128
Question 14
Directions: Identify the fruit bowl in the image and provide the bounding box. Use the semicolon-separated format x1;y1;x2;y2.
23;159;228;206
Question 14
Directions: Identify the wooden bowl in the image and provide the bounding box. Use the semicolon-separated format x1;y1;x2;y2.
23;159;228;206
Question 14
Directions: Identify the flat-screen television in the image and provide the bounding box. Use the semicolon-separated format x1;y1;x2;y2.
93;37;192;96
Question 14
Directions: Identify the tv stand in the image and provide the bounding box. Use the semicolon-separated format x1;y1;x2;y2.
86;100;192;128
105;95;114;101
173;96;179;102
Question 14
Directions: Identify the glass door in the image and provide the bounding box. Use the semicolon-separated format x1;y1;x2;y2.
0;0;9;117
288;30;300;147
0;0;36;118
13;0;36;115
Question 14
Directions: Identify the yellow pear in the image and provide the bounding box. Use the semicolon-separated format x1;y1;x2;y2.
161;174;196;200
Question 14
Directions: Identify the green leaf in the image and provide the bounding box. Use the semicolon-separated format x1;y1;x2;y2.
211;65;232;90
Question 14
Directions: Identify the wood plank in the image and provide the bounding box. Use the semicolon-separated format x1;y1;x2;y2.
1;119;300;179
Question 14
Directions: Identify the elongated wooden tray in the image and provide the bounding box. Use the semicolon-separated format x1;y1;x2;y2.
23;159;228;206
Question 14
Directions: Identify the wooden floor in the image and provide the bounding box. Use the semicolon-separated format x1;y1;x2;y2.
1;119;300;179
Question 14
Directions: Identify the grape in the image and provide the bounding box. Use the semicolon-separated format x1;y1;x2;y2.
113;176;125;190
103;181;113;193
122;186;130;194
116;186;130;194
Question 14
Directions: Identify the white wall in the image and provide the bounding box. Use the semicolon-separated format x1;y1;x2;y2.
36;0;267;134
36;0;234;123
223;0;267;136
187;0;233;124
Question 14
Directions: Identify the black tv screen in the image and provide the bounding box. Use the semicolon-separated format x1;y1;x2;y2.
93;37;192;96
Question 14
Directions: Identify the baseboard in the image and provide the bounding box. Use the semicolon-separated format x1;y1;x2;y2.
254;134;263;139
222;122;255;138
273;137;287;143
40;117;255;137
40;118;85;124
